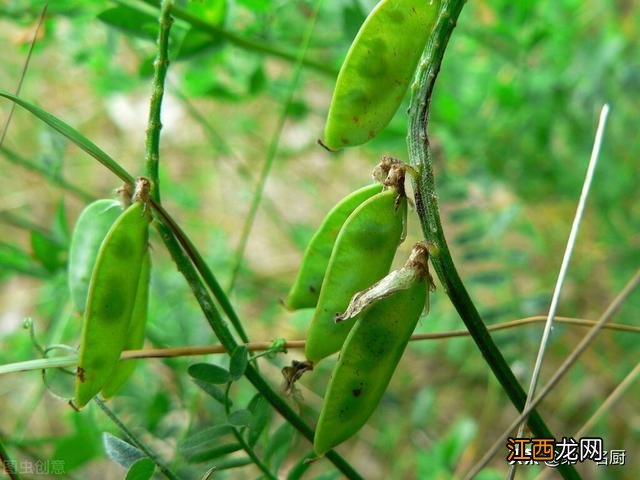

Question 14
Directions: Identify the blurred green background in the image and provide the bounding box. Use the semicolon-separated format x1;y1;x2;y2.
0;0;638;478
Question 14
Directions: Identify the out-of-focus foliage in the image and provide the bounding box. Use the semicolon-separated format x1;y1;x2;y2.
0;0;638;479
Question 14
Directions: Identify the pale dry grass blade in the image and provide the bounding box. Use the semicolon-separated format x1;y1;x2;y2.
508;104;610;479
0;2;48;147
465;267;640;479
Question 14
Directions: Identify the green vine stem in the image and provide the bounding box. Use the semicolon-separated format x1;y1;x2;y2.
141;0;337;77
223;384;277;479
153;219;363;480
406;1;580;479
1;316;636;375
144;0;173;202
94;398;180;480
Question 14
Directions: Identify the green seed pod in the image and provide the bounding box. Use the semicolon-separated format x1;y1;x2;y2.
100;251;150;399
314;243;431;455
68;199;122;314
286;183;382;310
321;0;441;150
304;186;407;363
75;193;150;408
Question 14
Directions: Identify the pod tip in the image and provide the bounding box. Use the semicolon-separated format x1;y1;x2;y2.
317;138;337;152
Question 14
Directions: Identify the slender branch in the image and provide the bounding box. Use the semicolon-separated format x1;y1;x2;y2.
230;428;275;479
2;316;636;375
465;268;640;479
0;436;21;480
406;1;579;479
152;219;363;479
114;316;640;358
223;384;276;479
94;398;180;480
0;2;47;148
141;0;337;77
227;0;323;293
144;0;173;202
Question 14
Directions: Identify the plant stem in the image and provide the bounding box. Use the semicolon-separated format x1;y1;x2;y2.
1;317;636;375
224;384;276;479
227;0;324;293
153;219;363;480
144;0;252;348
0;436;20;480
94;398;180;480
141;0;337;77
0;146;94;201
406;1;580;479
144;0;173;202
0;2;48;148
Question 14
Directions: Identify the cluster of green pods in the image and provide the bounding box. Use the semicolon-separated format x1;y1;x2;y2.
304;186;406;363
71;179;152;408
314;242;433;455
286;159;435;454
285;183;382;310
321;0;441;150
287;159;410;365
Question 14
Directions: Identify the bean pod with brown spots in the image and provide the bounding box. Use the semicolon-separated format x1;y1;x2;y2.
314;242;432;455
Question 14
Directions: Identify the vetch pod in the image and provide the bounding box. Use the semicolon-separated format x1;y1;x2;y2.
286;183;382;310
74;179;151;408
304;163;408;363
68;199;122;314
321;0;441;150
100;250;151;399
313;242;432;455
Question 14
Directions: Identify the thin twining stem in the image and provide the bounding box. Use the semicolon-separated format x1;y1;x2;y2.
1;316;637;375
94;398;179;480
144;0;173;202
0;2;48;148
